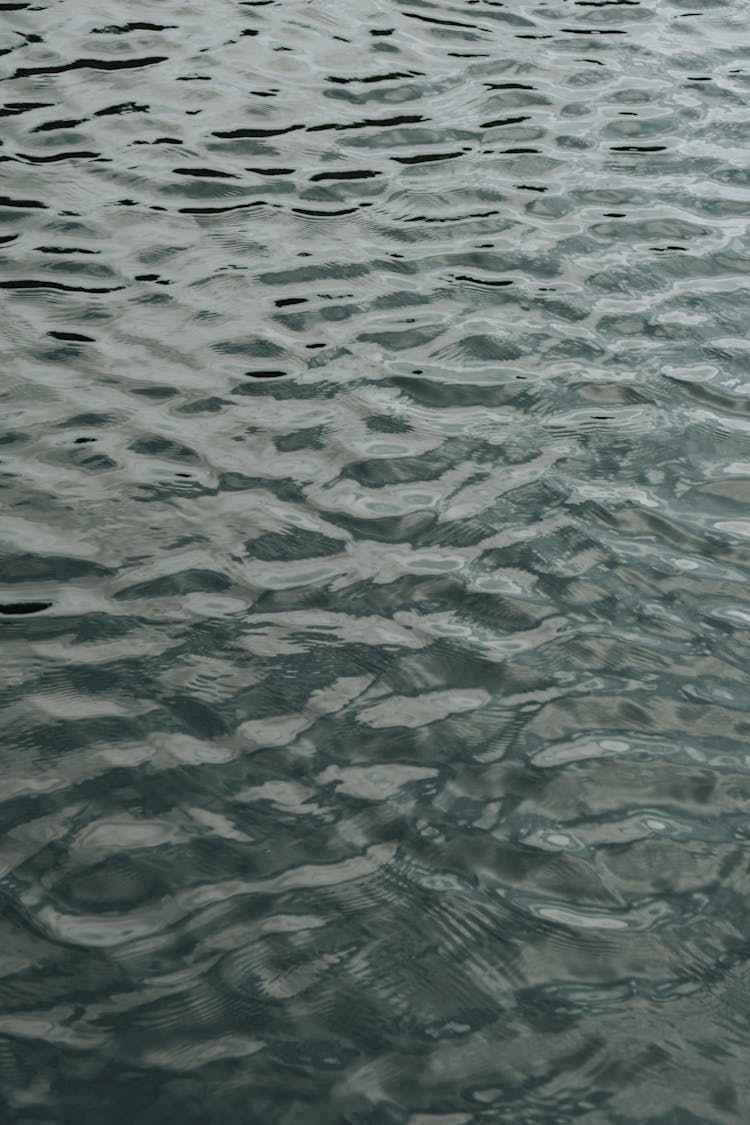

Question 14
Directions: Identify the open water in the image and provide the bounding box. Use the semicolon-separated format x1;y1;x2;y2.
2;0;750;1121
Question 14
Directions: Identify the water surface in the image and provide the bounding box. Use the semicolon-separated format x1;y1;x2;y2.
2;0;750;1121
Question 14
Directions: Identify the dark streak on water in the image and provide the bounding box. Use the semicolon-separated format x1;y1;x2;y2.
1;0;750;1122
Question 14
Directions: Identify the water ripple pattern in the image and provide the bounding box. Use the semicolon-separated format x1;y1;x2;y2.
2;0;750;1121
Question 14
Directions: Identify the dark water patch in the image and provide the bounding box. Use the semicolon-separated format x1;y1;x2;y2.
91;23;178;34
0;602;52;615
0;280;125;292
94;102;150;117
173;167;240;179
12;56;169;78
36;246;100;254
392;150;465;164
403;11;491;32
47;330;95;342
453;274;513;287
307;113;426;133
482;114;532;128
0;195;46;209
213;125;304;139
131;385;179;400
327;71;422;86
310;169;381;182
248;165;295;175
177;201;268;214
31;117;87;132
14;151;104;164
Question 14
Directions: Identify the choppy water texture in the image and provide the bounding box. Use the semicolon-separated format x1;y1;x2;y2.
2;0;750;1121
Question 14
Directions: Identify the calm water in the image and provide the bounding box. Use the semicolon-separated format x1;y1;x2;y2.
2;1;750;1121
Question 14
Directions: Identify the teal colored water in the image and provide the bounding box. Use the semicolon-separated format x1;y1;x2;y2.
2;1;750;1121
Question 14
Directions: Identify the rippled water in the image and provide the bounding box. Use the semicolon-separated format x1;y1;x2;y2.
2;0;750;1121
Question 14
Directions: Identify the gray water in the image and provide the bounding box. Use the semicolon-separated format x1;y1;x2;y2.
2;0;750;1121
